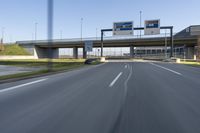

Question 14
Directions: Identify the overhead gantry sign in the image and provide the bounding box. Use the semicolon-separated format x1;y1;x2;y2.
101;20;174;57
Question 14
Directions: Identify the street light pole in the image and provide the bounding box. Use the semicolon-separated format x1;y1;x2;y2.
60;30;63;39
81;18;83;41
35;22;38;41
96;28;98;40
140;11;142;38
1;27;5;43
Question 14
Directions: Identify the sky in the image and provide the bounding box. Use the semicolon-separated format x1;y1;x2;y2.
0;0;199;43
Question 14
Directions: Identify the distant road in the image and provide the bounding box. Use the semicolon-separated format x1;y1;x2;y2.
0;61;200;133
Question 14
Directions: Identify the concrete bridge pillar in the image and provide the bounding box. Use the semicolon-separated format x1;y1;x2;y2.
83;47;87;59
51;48;59;59
130;46;134;58
34;46;59;59
73;47;78;59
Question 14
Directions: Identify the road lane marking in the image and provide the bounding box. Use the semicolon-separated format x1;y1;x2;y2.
150;63;182;75
109;72;123;87
0;78;48;93
125;64;128;69
124;64;132;96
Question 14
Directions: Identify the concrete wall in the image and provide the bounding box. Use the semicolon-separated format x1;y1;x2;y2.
35;47;49;58
0;46;60;60
35;46;59;59
20;44;59;59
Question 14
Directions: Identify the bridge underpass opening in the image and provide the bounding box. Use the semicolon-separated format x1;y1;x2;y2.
58;46;186;60
59;47;131;59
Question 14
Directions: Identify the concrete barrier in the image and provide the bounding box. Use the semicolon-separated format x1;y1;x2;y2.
100;57;106;62
176;58;181;63
0;56;37;60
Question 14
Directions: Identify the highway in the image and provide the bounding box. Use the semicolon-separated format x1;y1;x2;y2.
0;61;200;133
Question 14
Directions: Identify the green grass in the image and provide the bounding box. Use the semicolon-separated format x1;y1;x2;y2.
0;59;85;67
0;59;86;81
0;64;85;81
0;44;30;55
0;70;49;80
180;61;200;67
0;59;105;81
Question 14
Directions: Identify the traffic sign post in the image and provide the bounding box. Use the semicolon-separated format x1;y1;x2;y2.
101;29;112;57
84;41;93;59
144;20;160;35
113;21;134;36
84;41;93;52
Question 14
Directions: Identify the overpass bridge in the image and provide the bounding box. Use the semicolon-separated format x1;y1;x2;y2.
17;25;200;59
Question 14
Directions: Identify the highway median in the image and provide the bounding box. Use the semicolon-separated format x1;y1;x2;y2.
0;59;102;83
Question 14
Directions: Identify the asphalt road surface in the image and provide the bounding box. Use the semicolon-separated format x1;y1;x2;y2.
0;61;200;133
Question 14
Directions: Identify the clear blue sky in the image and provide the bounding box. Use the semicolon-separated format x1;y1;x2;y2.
0;0;199;42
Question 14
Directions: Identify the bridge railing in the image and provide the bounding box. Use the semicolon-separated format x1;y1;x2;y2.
17;33;178;44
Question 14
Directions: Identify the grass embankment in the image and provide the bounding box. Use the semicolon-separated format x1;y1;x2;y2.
180;61;200;68
0;59;86;81
0;44;30;55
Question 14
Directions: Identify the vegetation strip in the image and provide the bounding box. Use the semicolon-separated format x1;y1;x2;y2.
0;59;101;82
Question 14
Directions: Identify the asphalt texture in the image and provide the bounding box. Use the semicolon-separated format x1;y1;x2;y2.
0;61;200;133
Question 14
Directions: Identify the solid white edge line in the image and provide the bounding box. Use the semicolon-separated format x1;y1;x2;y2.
0;78;48;93
109;72;123;87
150;63;182;75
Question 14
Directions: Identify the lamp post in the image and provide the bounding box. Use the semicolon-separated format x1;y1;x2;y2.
81;18;83;40
35;22;38;41
60;30;63;39
140;11;142;38
1;27;5;43
96;28;98;40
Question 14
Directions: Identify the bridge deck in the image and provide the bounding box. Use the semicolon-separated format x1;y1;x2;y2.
17;36;198;48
